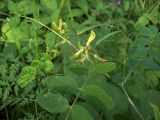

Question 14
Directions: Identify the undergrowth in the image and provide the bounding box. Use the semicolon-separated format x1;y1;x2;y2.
0;0;160;120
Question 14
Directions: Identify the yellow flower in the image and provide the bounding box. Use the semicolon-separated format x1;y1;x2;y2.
72;31;107;63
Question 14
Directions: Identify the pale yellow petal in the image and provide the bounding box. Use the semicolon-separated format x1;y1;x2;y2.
86;30;96;46
72;47;84;58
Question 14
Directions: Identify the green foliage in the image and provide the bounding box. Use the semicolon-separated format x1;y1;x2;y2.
40;0;57;13
96;62;116;73
17;66;36;88
83;84;114;110
36;92;69;113
71;104;94;120
150;103;160;120
43;75;78;94
0;0;160;120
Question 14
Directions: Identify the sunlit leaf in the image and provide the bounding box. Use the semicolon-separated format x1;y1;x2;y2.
17;66;36;88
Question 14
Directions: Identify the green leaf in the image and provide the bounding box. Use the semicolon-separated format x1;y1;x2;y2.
78;102;102;120
154;71;160;78
96;62;116;73
74;0;88;14
44;60;54;72
150;103;160;120
135;14;149;27
1;22;9;33
71;9;84;17
43;75;78;94
95;31;121;46
45;32;55;51
51;9;59;22
146;71;159;87
2;22;29;43
71;104;94;120
127;83;146;100
69;64;88;76
147;90;160;107
96;0;104;11
8;28;27;42
2;43;17;59
7;1;18;13
137;26;156;37
36;93;69;113
8;16;20;28
17;66;36;88
124;1;130;11
17;0;33;15
83;84;114;110
103;83;129;116
40;0;57;13
0;54;6;64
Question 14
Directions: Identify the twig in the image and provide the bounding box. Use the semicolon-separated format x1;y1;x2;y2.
35;100;38;120
5;107;9;120
77;24;114;35
65;75;89;120
67;0;81;47
121;60;144;120
121;85;144;120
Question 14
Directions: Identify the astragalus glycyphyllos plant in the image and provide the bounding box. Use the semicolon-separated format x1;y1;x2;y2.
0;0;160;120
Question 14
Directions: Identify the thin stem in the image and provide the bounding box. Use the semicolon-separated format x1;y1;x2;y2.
0;12;10;16
57;0;66;22
67;0;81;47
35;100;38;120
33;32;38;55
121;60;144;120
18;15;78;51
121;85;144;120
5;107;9;120
32;0;38;55
122;60;126;81
121;70;133;86
77;24;114;35
54;0;67;46
65;75;89;120
0;18;7;22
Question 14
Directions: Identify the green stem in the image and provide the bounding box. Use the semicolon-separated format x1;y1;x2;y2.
54;0;67;46
77;24;114;35
65;75;89;120
34;32;38;55
67;0;81;48
35;100;38;120
18;15;78;51
121;85;144;120
121;60;144;120
5;107;9;120
33;0;39;55
57;0;66;22
16;40;25;63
